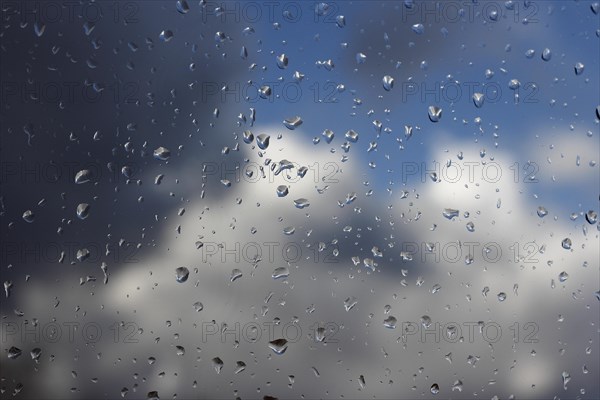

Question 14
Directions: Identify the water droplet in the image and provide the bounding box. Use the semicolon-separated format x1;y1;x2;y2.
30;348;42;361
562;371;571;390
76;203;90;220
430;383;440;394
472;92;485;108
283;116;302;129
293;198;310;209
230;269;243;282
153;146;171;160
497;292;507;302
382;75;394;91
411;23;424;34
7;347;22;359
541;48;552;61
358;375;366;389
561;238;572;250
322;129;334;143
345;130;359;142
276;54;289;69
283;226;295;235
466;222;475;232
272;267;290;279
585;210;597;224
276;185;289;197
508;79;521;90
22;210;35;223
574;62;585;75
175;267;189;283
176;0;190;14
75;169;92;184
268;338;288;354
34;21;46;37
383;316;397;329
159;30;174;42
256;134;270;150
428;106;442;122
193;301;204;312
421;315;432;328
356;53;367;64
442;208;459;220
537;206;548;218
344;296;357;311
212;357;224;373
558;271;569;283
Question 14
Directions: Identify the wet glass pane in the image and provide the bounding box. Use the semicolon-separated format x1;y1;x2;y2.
1;1;599;399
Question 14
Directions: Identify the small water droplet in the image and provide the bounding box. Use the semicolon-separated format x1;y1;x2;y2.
541;48;552;61
472;93;485;108
230;269;243;282
276;54;289;69
383;316;397;329
293;198;310;209
22;210;35;223
442;208;459;220
159;30;174;42
256;134;270;150
561;238;572;250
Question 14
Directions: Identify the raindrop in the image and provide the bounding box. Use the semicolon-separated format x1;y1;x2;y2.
585;210;597;224
276;54;289;69
322;129;334;143
193;301;204;312
272;267;290;279
7;347;22;359
293;198;310;209
268;338;288;354
497;292;507;302
537;206;548;218
176;0;190;14
411;23;424;34
561;238;572;250
175;267;189;283
22;210;35;223
574;62;585;75
283;116;303;129
442;208;459;220
256;134;270;150
558;271;569;283
230;269;243;282
153;147;171;160
212;357;224;373
159;30;173;42
466;222;475;232
383;316;397;329
472;92;485;108
430;383;440;395
541;48;552;61
428;106;442;122
76;203;90;220
345;130;359;142
344;297;357;311
382;75;394;91
276;186;289;197
75;169;92;184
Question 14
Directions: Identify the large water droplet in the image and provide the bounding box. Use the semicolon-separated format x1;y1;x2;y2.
442;208;459;220
159;30;174;42
175;267;189;283
268;338;288;354
153;146;171;160
75;169;92;184
272;267;290;279
472;93;485;108
276;54;289;69
585;210;597;224
293;198;310;209
345;130;359;142
428;106;442;122
256;134;270;150
574;62;585;75
283;116;302;130
541;48;552;61
77;203;90;220
561;238;572;250
276;185;289;197
383;316;397;329
382;75;394;91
